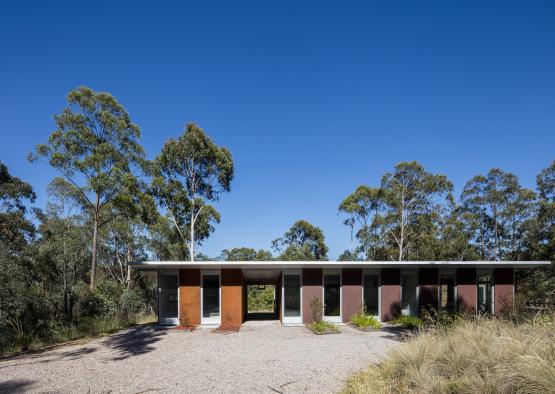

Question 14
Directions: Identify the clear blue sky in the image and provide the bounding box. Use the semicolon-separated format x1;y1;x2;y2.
1;1;554;259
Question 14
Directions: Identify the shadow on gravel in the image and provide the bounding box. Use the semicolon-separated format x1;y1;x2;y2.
380;326;416;342
0;379;36;393
103;324;168;361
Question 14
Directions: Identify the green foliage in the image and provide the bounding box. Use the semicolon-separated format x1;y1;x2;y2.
247;285;275;312
273;220;328;260
29;86;146;289
221;247;273;261
151;122;234;260
309;320;339;333
391;315;423;329
351;312;382;329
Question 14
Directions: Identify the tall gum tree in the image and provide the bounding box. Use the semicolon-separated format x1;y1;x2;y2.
151;123;234;261
29;86;145;289
272;220;329;261
380;161;453;261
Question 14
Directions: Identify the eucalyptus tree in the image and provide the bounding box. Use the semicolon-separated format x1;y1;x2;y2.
0;161;36;347
380;161;453;261
461;168;535;260
220;247;273;261
29;86;145;289
338;185;384;260
272;220;328;261
151;123;234;261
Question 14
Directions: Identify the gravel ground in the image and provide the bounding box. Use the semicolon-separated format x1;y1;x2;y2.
0;321;402;393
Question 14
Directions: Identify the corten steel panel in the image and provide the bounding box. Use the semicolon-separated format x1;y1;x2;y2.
494;268;514;314
179;269;200;326
380;268;401;321
221;269;244;326
456;268;477;314
418;268;439;313
276;272;283;321
342;269;362;323
302;268;323;323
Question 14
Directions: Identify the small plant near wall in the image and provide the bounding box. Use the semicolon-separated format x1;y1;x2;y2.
307;297;340;334
350;305;381;331
391;315;423;329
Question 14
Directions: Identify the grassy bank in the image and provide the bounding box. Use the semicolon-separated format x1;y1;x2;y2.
343;315;555;393
1;313;156;357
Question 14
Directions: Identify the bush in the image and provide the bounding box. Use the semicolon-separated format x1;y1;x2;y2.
309;320;339;333
351;312;381;329
390;315;423;329
343;316;555;394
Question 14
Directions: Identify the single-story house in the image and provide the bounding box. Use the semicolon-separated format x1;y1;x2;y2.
129;261;549;326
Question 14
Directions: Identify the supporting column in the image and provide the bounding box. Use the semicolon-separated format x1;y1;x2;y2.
221;269;244;326
380;268;401;321
418;268;439;313
179;269;200;326
302;268;323;323
494;268;514;314
342;269;362;323
456;268;477;314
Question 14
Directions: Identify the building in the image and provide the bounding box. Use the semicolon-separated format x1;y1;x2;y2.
130;261;549;326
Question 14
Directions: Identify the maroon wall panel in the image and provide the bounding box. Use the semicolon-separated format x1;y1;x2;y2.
494;268;514;314
419;268;439;313
342;269;362;322
457;268;476;314
380;268;401;321
302;268;323;323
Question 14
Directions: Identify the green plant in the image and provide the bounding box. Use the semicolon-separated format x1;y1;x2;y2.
391;315;423;329
309;320;339;333
351;312;381;329
310;296;324;323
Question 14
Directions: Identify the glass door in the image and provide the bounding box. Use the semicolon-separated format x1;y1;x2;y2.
282;272;302;325
201;272;221;325
159;272;178;325
363;272;380;319
323;271;341;323
401;272;418;316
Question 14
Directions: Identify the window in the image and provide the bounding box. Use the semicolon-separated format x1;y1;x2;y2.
323;272;341;322
363;273;380;317
282;271;302;325
201;272;220;324
159;272;178;325
401;272;418;316
439;272;456;312
477;272;493;314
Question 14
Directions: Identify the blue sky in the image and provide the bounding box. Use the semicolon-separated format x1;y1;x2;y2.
1;1;554;259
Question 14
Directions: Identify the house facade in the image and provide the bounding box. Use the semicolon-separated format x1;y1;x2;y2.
130;261;549;326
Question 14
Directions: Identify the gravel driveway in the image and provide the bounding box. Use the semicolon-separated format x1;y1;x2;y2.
0;321;402;393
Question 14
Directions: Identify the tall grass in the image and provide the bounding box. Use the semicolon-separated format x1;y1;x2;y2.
343;315;555;393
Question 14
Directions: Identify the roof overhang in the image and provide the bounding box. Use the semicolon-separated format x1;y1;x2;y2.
130;260;551;271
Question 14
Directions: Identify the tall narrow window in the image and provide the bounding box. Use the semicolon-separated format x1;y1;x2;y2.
282;272;302;325
477;272;492;314
324;273;341;321
363;274;379;316
401;273;418;316
202;273;220;324
159;272;178;325
439;272;456;312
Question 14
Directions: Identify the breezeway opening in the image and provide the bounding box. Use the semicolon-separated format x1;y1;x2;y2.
243;269;281;321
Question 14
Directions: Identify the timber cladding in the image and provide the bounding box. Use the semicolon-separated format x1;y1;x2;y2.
456;268;477;313
302;268;323;323
380;268;401;321
179;269;201;326
221;269;244;326
342;269;362;323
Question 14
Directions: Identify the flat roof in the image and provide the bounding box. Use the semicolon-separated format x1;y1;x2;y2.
130;260;550;271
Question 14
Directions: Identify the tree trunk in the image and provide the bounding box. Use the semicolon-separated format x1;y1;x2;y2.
90;211;99;289
190;200;195;261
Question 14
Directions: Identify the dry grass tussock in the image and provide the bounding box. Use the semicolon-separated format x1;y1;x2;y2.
343;316;555;394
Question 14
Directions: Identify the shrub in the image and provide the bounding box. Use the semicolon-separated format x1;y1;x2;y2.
391;315;423;329
351;312;381;329
309;320;339;333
